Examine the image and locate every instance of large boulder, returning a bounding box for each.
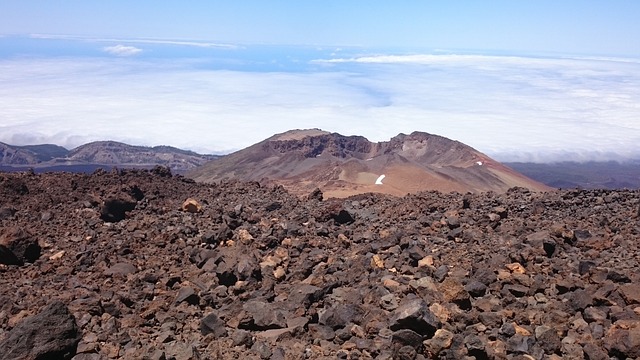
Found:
[0,301,81,360]
[0,227,40,265]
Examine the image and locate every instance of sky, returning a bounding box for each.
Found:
[1,1,640,162]
[2,1,640,56]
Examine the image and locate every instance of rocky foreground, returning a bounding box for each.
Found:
[1,168,639,360]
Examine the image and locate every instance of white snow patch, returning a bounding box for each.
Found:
[476,161,483,166]
[375,174,385,185]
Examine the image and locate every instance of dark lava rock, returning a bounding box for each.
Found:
[507,335,534,354]
[307,188,323,201]
[0,227,40,265]
[241,301,288,330]
[103,262,137,277]
[578,260,596,275]
[536,327,562,355]
[100,196,137,222]
[200,312,227,338]
[503,284,529,297]
[175,287,199,305]
[318,304,364,330]
[396,345,417,360]
[434,265,449,282]
[0,301,81,360]
[390,298,440,337]
[464,280,487,298]
[332,209,355,225]
[0,206,17,220]
[308,324,335,341]
[582,342,609,360]
[392,329,424,349]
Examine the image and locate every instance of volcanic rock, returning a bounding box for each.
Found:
[0,227,40,265]
[0,301,80,360]
[200,312,227,338]
[0,168,638,359]
[390,298,441,337]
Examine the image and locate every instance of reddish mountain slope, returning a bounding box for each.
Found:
[188,129,551,197]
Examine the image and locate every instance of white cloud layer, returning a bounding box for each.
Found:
[102,44,143,56]
[0,53,639,162]
[31,34,240,49]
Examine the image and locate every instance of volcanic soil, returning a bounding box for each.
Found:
[1,168,640,359]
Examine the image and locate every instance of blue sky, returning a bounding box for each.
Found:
[1,1,639,56]
[0,1,639,162]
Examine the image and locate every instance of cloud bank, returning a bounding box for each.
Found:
[102,44,142,56]
[0,51,639,162]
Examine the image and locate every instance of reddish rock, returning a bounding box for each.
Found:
[603,321,640,358]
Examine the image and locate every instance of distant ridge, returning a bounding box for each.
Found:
[0,141,218,174]
[188,129,551,197]
[0,142,69,164]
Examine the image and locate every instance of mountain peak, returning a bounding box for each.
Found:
[188,130,551,198]
[269,128,331,141]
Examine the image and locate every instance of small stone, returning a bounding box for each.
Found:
[273,267,286,281]
[231,329,254,347]
[396,345,417,360]
[418,256,434,268]
[423,329,454,356]
[464,280,487,297]
[383,278,401,290]
[380,293,399,311]
[506,263,526,274]
[236,229,254,244]
[371,254,385,269]
[392,329,423,349]
[513,323,532,336]
[175,287,199,305]
[319,304,363,330]
[439,278,471,310]
[503,284,529,297]
[49,250,65,260]
[506,335,534,354]
[578,260,596,275]
[582,343,608,360]
[499,322,516,337]
[181,198,202,213]
[619,284,640,305]
[464,334,486,357]
[308,324,335,341]
[603,321,640,358]
[200,312,227,337]
[390,298,440,337]
[104,262,137,276]
[251,340,272,359]
[536,327,561,354]
[434,265,449,282]
[583,306,607,323]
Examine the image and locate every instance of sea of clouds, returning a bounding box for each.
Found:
[1,39,639,163]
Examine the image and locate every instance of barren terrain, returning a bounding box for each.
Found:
[1,168,640,359]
